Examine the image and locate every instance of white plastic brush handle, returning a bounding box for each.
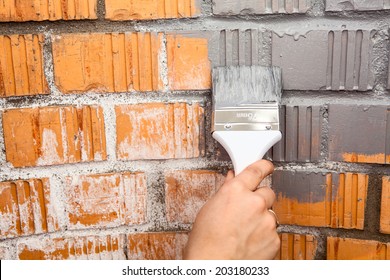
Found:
[212,131,282,175]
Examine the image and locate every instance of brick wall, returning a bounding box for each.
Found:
[0,0,389,260]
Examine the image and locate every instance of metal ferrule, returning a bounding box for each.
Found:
[212,102,280,132]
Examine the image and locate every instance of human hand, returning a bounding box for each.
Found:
[183,160,280,260]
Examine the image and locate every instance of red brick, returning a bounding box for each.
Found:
[52,32,163,93]
[381,176,390,234]
[18,234,126,260]
[327,237,390,260]
[127,232,188,260]
[0,34,48,97]
[0,0,97,22]
[2,105,106,167]
[165,170,225,223]
[116,103,205,160]
[275,233,317,260]
[105,0,199,20]
[65,173,146,229]
[0,178,59,239]
[273,171,368,229]
[167,34,211,90]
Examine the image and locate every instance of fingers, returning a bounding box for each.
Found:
[255,186,276,209]
[225,170,235,182]
[233,160,274,191]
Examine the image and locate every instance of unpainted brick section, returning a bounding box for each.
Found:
[0,178,58,239]
[326,0,390,11]
[18,234,126,260]
[273,171,368,229]
[328,105,390,164]
[0,34,48,97]
[165,170,225,224]
[2,106,107,168]
[127,232,188,260]
[0,0,97,22]
[381,177,390,234]
[275,233,317,260]
[327,237,390,260]
[52,33,164,93]
[167,34,211,90]
[213,0,311,15]
[272,30,375,91]
[271,105,321,162]
[105,0,200,20]
[116,103,205,160]
[65,173,147,229]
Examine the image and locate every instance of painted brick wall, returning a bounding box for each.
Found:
[0,0,389,260]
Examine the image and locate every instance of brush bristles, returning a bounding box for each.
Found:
[212,66,282,108]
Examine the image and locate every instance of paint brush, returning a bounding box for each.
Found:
[212,65,283,175]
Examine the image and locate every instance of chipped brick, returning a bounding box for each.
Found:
[116,103,205,160]
[381,176,390,234]
[65,173,147,229]
[273,171,368,228]
[18,234,126,260]
[0,178,58,239]
[0,0,97,22]
[272,30,375,91]
[105,0,200,20]
[275,233,317,260]
[165,170,225,224]
[127,232,188,260]
[328,104,390,164]
[2,106,106,168]
[326,0,390,11]
[327,237,390,260]
[0,34,48,97]
[52,32,164,93]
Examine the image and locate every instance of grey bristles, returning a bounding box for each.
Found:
[212,66,282,108]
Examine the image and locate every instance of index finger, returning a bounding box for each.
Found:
[233,160,274,191]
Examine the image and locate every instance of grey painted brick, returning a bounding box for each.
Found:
[328,104,390,164]
[270,105,322,162]
[273,170,368,229]
[326,0,390,11]
[272,30,376,91]
[213,0,311,15]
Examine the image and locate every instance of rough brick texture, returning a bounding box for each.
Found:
[273,171,368,229]
[65,172,147,229]
[3,106,106,167]
[18,234,126,260]
[0,0,97,22]
[105,0,200,20]
[116,103,205,160]
[0,34,48,97]
[165,170,225,223]
[0,178,58,239]
[327,237,390,260]
[275,233,317,260]
[326,0,390,11]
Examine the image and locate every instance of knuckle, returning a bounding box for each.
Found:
[245,165,265,180]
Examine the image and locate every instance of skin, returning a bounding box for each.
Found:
[183,159,280,260]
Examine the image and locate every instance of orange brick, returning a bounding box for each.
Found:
[165,170,224,224]
[18,234,126,260]
[105,0,199,20]
[381,176,390,234]
[273,171,368,229]
[0,0,97,22]
[127,232,188,260]
[52,32,163,94]
[65,173,146,229]
[116,103,205,160]
[0,34,48,97]
[2,105,106,167]
[167,34,211,90]
[274,233,317,260]
[0,178,59,239]
[327,237,390,260]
